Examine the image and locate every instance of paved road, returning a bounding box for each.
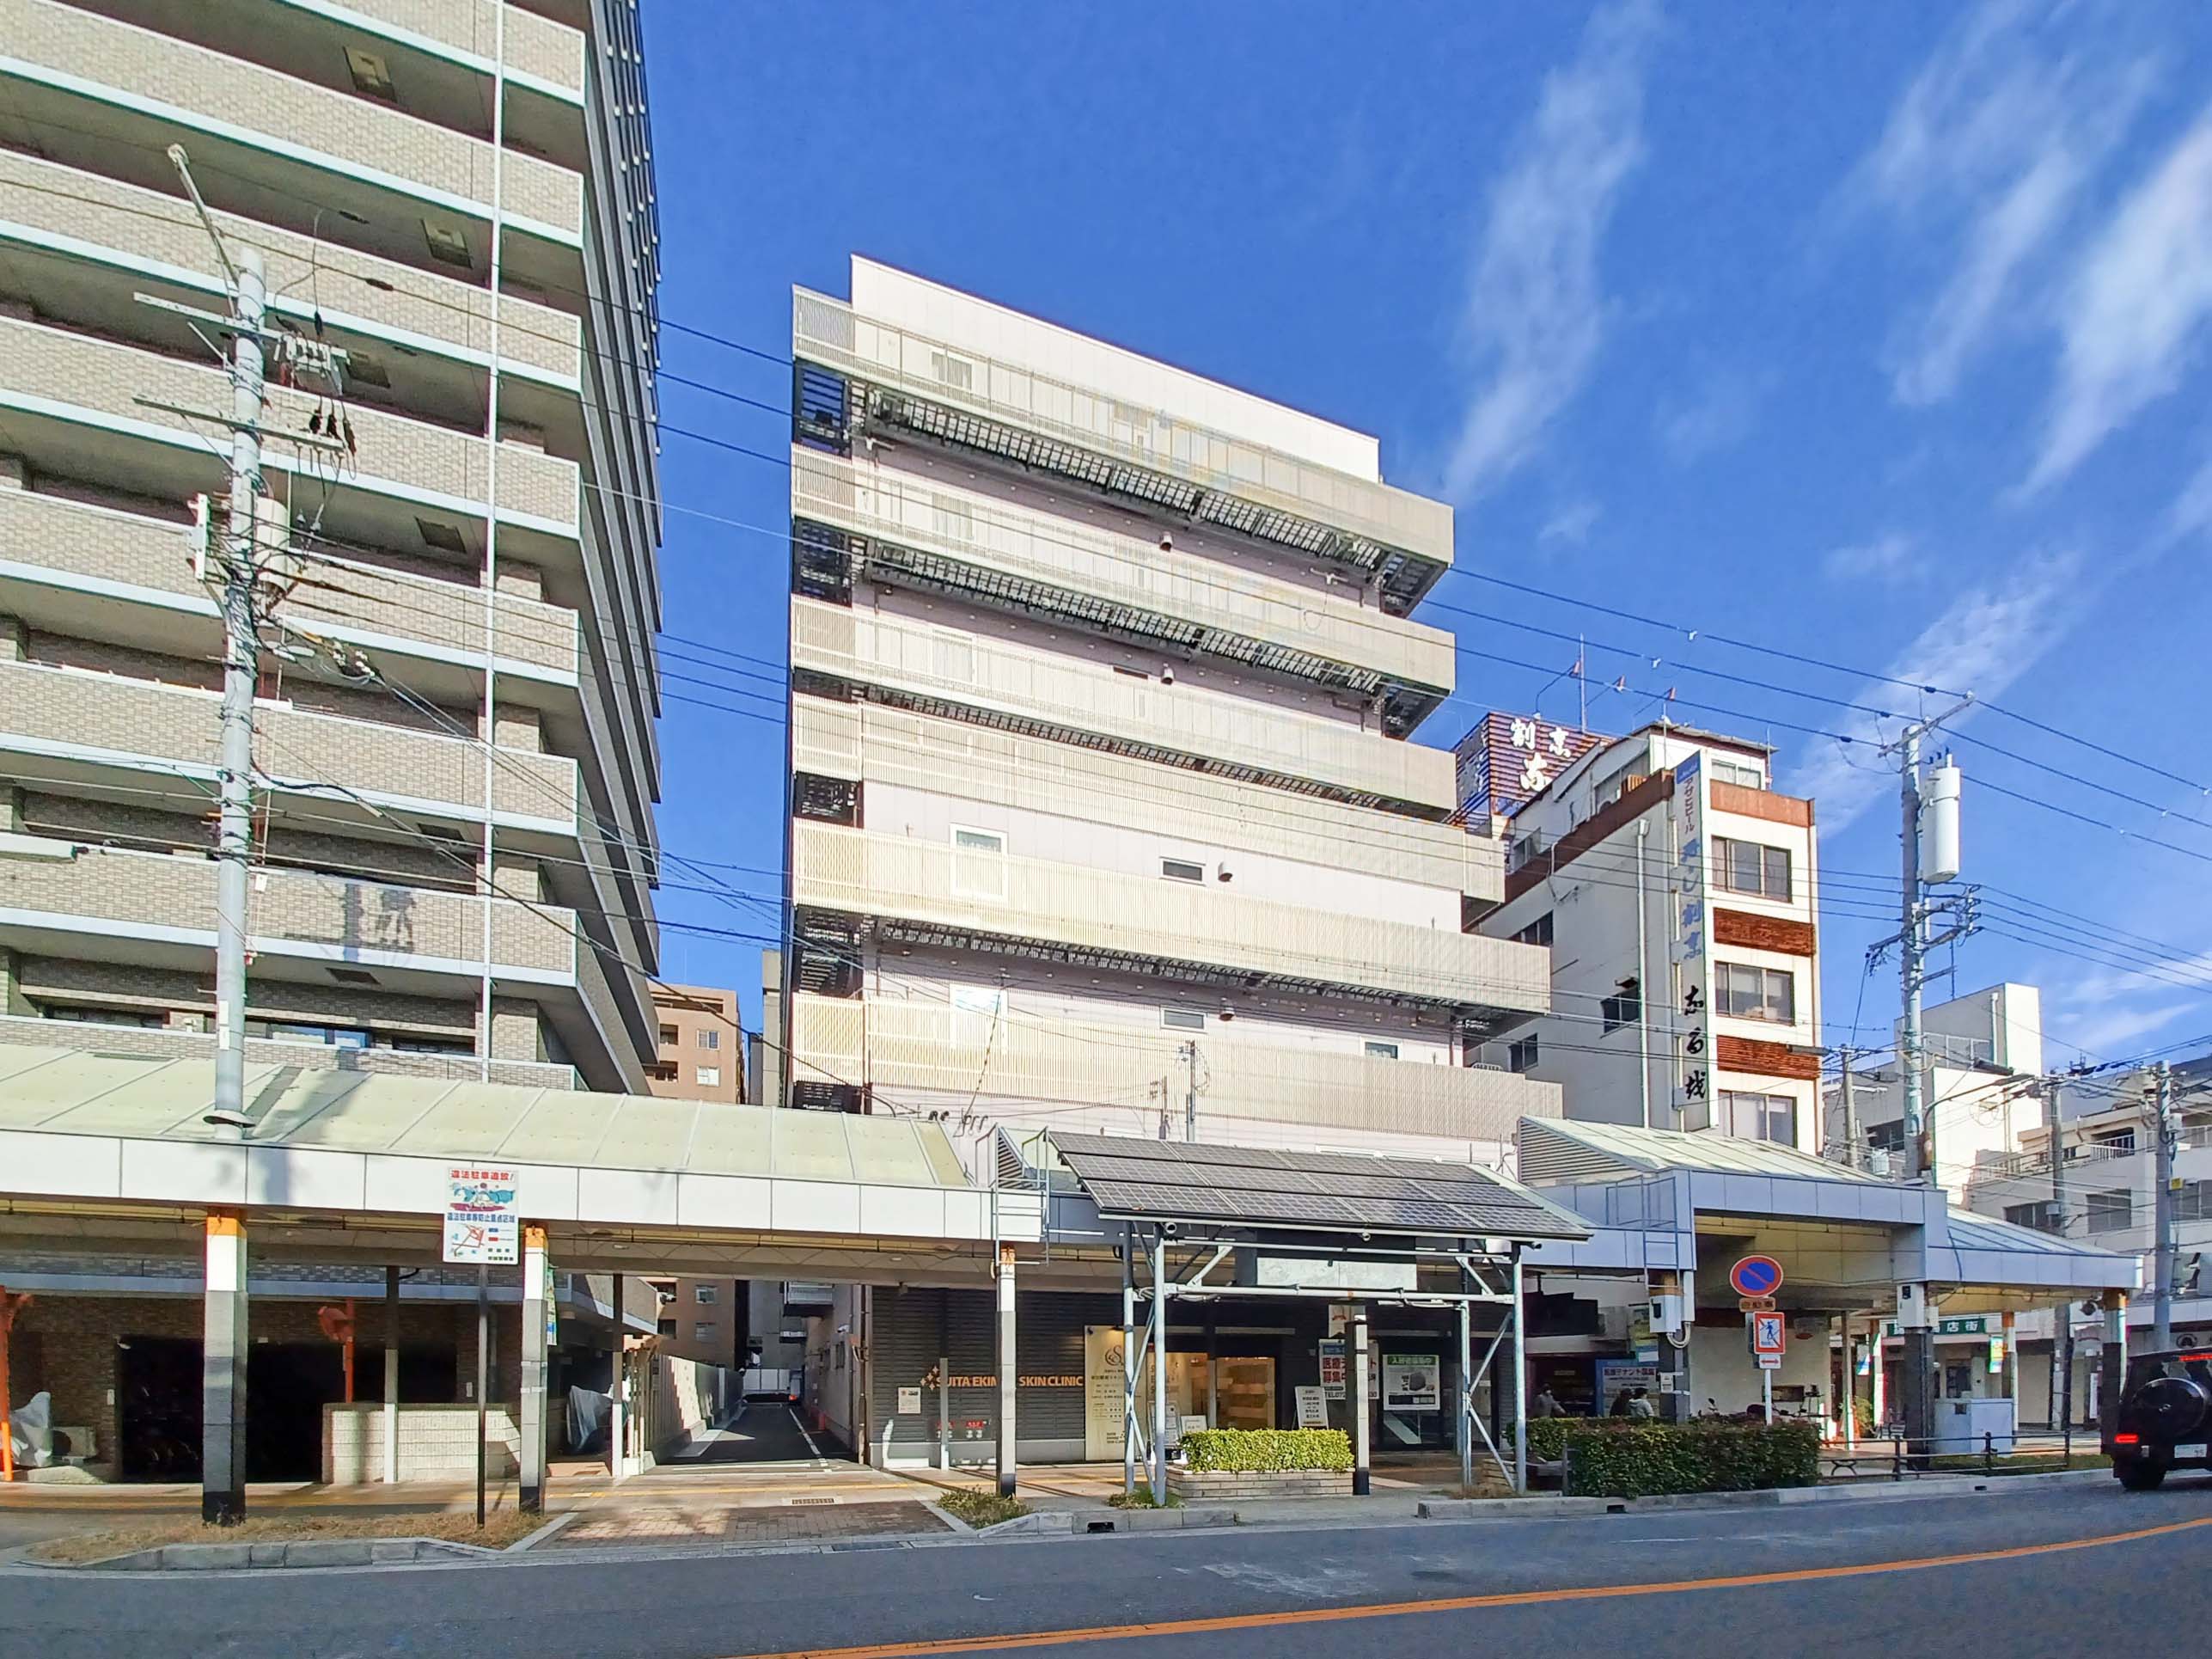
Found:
[3,1481,2208,1658]
[663,1403,822,1466]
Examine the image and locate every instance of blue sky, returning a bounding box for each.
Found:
[641,1,2212,1071]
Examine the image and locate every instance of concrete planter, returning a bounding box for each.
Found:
[1169,1468,1351,1501]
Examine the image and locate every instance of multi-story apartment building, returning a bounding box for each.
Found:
[646,983,743,1103]
[1468,718,1824,1149]
[646,1275,741,1368]
[0,0,663,1089]
[1968,1053,2212,1425]
[776,256,1558,1166]
[1824,983,2045,1192]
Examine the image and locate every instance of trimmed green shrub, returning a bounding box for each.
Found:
[1517,1419,1819,1498]
[1181,1428,1353,1473]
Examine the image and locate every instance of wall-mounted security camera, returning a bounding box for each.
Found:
[1158,532,1175,552]
[1159,664,1176,685]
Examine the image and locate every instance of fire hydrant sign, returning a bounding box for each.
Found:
[443,1166,519,1264]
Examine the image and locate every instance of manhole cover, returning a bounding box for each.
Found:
[790,1497,839,1507]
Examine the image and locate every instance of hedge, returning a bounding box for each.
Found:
[1181,1428,1353,1473]
[1518,1419,1819,1498]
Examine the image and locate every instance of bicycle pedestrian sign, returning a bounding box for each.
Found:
[1728,1255,1784,1298]
[1750,1312,1786,1370]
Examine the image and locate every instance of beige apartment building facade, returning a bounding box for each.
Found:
[646,983,743,1104]
[0,0,663,1088]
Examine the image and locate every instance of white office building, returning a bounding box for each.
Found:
[1467,719,1824,1150]
[775,257,1560,1164]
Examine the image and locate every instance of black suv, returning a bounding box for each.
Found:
[2111,1348,2212,1490]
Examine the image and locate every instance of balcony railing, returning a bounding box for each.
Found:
[3,0,582,236]
[791,597,1457,814]
[791,697,1503,901]
[791,994,1560,1143]
[0,318,578,531]
[0,490,580,680]
[0,843,574,972]
[0,150,581,382]
[791,451,1452,710]
[793,291,1451,609]
[0,657,579,830]
[790,821,1547,1015]
[0,1012,577,1087]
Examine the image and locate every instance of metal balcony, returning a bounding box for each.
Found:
[789,452,1451,733]
[791,291,1451,614]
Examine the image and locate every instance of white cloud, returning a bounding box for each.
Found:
[1539,499,1603,546]
[1785,549,2081,830]
[1848,0,2156,407]
[2172,448,2212,542]
[1653,366,1767,465]
[1823,531,1919,585]
[2027,103,2212,489]
[1441,0,1660,503]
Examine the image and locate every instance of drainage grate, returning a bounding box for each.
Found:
[789,1497,839,1507]
[829,1540,909,1552]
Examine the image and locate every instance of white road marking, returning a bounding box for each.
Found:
[789,1405,827,1468]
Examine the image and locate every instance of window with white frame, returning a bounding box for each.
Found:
[1365,1040,1400,1060]
[1714,837,1792,902]
[1714,961,1795,1023]
[695,1066,720,1087]
[1718,1089,1796,1144]
[694,1284,718,1305]
[950,826,1006,897]
[1710,758,1765,790]
[698,1028,720,1050]
[1592,754,1649,809]
[1160,857,1205,884]
[1161,1006,1205,1032]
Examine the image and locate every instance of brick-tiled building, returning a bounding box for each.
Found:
[0,0,664,1092]
[0,0,669,1484]
[646,984,744,1105]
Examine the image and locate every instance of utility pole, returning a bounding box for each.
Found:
[1837,1047,1861,1170]
[2043,1070,2075,1434]
[2153,1061,2178,1350]
[1872,696,1971,1464]
[1181,1040,1199,1142]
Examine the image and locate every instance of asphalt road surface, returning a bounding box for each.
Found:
[663,1402,822,1465]
[3,1481,2208,1658]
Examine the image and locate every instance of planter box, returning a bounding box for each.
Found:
[1169,1468,1351,1500]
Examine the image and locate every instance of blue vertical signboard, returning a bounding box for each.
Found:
[1670,755,1709,1123]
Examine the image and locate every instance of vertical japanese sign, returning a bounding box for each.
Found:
[1670,754,1710,1121]
[443,1166,519,1265]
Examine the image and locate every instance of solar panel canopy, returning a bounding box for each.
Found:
[1049,1133,1591,1242]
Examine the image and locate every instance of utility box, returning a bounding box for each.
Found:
[1932,1395,2013,1457]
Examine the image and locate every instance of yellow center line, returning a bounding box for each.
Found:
[730,1515,2212,1659]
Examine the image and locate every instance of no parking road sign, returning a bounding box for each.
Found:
[1728,1255,1784,1299]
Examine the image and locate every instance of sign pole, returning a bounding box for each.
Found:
[475,1261,488,1527]
[1763,1362,1773,1425]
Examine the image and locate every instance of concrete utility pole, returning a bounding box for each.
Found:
[1837,1048,1860,1170]
[1181,1040,1199,1142]
[2153,1062,2178,1351]
[2044,1071,2075,1432]
[1875,697,1971,1461]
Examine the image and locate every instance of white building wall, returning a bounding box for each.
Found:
[849,260,1384,481]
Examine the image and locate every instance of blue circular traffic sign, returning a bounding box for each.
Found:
[1729,1255,1784,1297]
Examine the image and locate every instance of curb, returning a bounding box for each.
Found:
[25,1536,501,1572]
[506,1511,580,1552]
[1417,1466,2111,1521]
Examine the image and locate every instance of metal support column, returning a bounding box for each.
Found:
[1150,1230,1169,1505]
[995,1244,1017,1497]
[1511,1252,1528,1495]
[474,1263,489,1527]
[607,1271,627,1479]
[1457,1295,1473,1493]
[519,1225,548,1515]
[200,1211,248,1524]
[382,1265,400,1485]
[1351,1314,1371,1497]
[1121,1234,1137,1495]
[936,1351,951,1472]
